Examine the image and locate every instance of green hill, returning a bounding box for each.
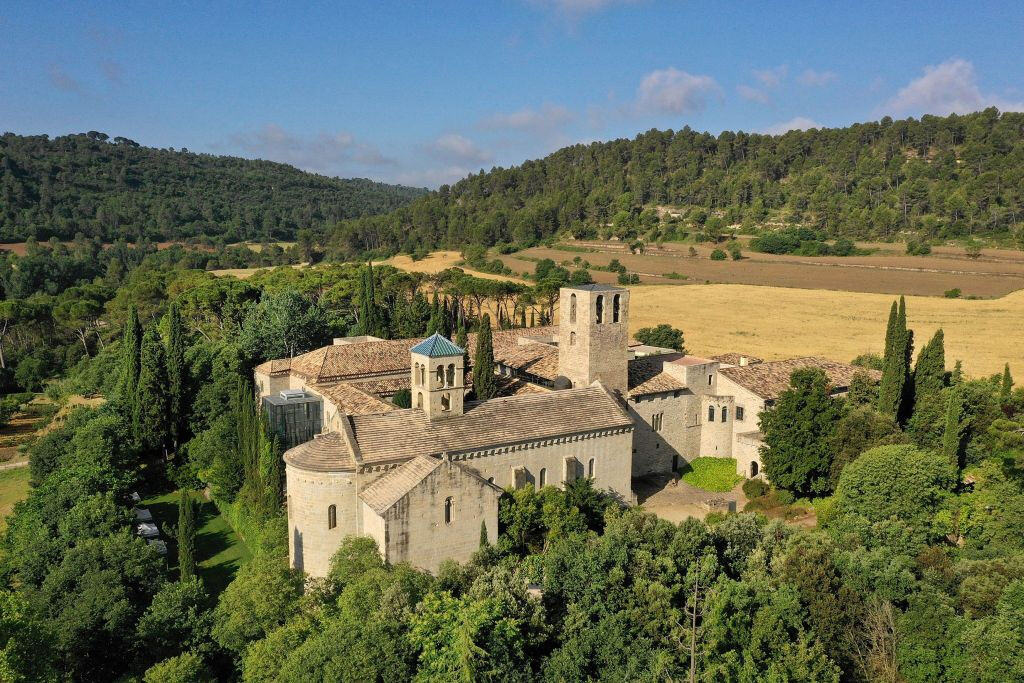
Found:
[327,108,1024,258]
[0,131,427,242]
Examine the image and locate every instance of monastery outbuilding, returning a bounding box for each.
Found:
[255,284,876,576]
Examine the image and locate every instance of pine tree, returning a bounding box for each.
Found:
[1000,364,1013,405]
[164,302,187,449]
[177,488,197,581]
[135,328,171,454]
[118,305,142,413]
[941,388,966,471]
[472,314,498,401]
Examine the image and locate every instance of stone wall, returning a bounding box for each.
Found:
[457,428,635,504]
[370,461,500,573]
[557,286,629,393]
[285,465,360,577]
[699,395,736,458]
[627,392,698,475]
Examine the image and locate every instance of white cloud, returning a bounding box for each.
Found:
[797,69,837,87]
[425,133,491,163]
[228,124,393,174]
[753,65,788,88]
[479,103,575,132]
[883,58,1024,116]
[636,67,720,115]
[761,117,821,135]
[736,84,769,104]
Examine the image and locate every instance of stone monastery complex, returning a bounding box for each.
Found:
[255,284,874,576]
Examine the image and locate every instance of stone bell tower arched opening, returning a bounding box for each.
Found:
[557,285,629,393]
[409,333,466,420]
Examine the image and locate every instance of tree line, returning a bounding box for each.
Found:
[326,108,1024,259]
[0,131,426,242]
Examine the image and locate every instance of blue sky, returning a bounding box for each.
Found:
[2,1,1021,188]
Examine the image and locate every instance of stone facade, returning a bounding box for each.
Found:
[263,283,877,577]
[557,285,629,393]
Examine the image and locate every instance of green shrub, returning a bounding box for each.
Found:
[775,489,795,505]
[944,288,962,298]
[710,249,727,261]
[742,478,769,498]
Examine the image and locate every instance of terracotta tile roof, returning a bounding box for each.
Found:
[359,455,443,515]
[496,376,550,397]
[311,382,396,416]
[269,326,557,384]
[712,353,764,367]
[719,357,882,402]
[494,341,559,381]
[254,358,293,376]
[353,377,410,396]
[283,432,356,472]
[347,384,633,465]
[627,355,686,397]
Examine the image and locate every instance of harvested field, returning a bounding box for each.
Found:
[377,252,530,284]
[629,284,1024,377]
[517,241,1024,297]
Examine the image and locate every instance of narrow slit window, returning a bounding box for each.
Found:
[722,407,728,422]
[327,504,337,530]
[612,294,620,322]
[595,295,603,324]
[444,497,454,524]
[570,293,577,323]
[588,458,595,478]
[539,468,547,487]
[708,406,715,422]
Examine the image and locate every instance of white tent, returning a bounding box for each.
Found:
[135,522,159,538]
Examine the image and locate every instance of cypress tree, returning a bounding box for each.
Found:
[952,360,964,385]
[878,297,911,422]
[1000,364,1013,405]
[479,520,489,548]
[426,291,441,336]
[177,488,197,581]
[118,305,142,413]
[882,301,898,359]
[357,263,382,337]
[472,314,498,401]
[519,309,527,328]
[165,302,187,449]
[941,388,966,471]
[135,329,171,454]
[913,329,946,402]
[530,310,535,327]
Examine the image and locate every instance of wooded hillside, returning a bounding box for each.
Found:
[328,108,1024,258]
[0,132,427,242]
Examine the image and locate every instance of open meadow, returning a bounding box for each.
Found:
[504,240,1024,297]
[630,283,1024,377]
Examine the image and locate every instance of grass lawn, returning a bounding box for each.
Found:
[0,467,31,534]
[142,489,252,595]
[679,457,743,492]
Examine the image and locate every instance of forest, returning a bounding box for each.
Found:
[0,244,1022,681]
[0,131,426,242]
[326,108,1024,258]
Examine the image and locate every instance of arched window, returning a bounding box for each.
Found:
[588,458,595,478]
[436,365,444,385]
[419,365,425,386]
[721,407,728,422]
[441,393,451,411]
[708,406,715,422]
[613,294,620,322]
[570,331,576,346]
[446,363,455,386]
[444,496,454,524]
[327,504,337,530]
[416,392,423,409]
[750,461,759,477]
[539,468,547,487]
[569,293,577,323]
[595,295,604,324]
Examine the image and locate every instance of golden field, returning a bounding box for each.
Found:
[376,251,530,284]
[629,284,1024,377]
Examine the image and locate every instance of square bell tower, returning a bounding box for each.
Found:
[410,333,465,420]
[557,284,629,394]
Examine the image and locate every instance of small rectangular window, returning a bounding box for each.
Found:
[708,406,715,422]
[736,406,745,421]
[708,374,713,386]
[722,407,728,422]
